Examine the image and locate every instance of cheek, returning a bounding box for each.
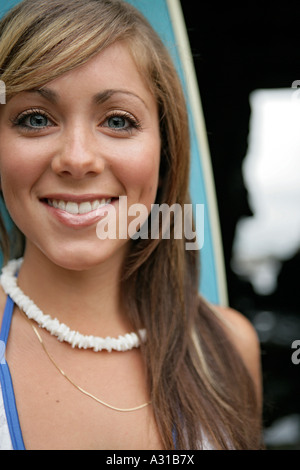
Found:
[114,138,161,203]
[0,137,46,186]
[0,138,45,220]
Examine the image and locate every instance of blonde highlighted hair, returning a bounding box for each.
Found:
[0,0,262,449]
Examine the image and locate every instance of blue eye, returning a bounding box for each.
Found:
[103,112,141,134]
[107,116,128,129]
[12,109,53,131]
[26,114,49,128]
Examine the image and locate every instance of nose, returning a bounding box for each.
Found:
[51,124,105,179]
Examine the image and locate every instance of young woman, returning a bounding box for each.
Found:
[0,0,262,450]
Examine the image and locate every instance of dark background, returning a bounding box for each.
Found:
[180,1,300,449]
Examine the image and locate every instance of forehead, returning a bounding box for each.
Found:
[42,41,155,104]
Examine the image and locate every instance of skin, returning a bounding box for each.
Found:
[0,41,164,450]
[0,40,262,449]
[0,41,161,335]
[214,305,263,410]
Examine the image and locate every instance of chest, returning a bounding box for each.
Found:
[5,315,163,450]
[14,377,161,450]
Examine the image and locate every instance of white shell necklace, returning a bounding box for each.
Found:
[0,258,147,352]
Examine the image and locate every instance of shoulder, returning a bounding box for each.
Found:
[212,305,262,404]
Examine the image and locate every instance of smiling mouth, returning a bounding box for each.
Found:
[44,197,114,215]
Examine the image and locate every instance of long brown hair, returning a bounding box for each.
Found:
[0,0,262,449]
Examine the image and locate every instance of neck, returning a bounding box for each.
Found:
[16,244,131,337]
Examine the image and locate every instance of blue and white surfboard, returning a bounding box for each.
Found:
[0,0,228,306]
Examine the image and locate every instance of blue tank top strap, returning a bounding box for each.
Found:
[0,295,25,450]
[0,295,14,344]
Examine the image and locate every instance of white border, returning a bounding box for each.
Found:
[166,0,228,305]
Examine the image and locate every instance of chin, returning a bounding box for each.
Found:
[40,240,128,272]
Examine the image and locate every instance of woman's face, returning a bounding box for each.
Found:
[0,42,161,270]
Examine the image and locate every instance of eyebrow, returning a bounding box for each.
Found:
[28,87,58,103]
[26,87,149,109]
[93,89,148,109]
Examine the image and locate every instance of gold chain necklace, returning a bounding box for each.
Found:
[25,314,151,413]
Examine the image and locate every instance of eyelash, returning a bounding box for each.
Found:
[103,111,142,133]
[10,108,53,132]
[10,108,142,134]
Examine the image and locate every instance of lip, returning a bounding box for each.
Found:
[41,193,115,203]
[40,195,118,229]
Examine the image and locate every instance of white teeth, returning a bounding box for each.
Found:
[48,198,112,214]
[58,200,66,211]
[65,201,79,214]
[78,202,92,214]
[91,200,100,210]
